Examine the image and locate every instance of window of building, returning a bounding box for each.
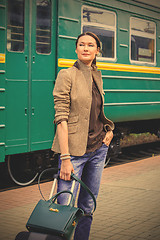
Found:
[36,0,51,54]
[7,0,24,52]
[130,17,156,64]
[82,6,116,60]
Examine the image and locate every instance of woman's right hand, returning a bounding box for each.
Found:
[60,159,74,181]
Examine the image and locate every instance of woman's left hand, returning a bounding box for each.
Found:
[103,130,113,146]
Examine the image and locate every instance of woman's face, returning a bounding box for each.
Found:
[76,35,99,66]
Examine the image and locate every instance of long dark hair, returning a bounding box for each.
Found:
[76,32,101,65]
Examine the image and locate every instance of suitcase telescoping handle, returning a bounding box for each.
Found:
[49,173,76,202]
[49,176,58,200]
[49,177,76,202]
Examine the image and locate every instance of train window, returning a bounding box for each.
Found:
[130,17,156,64]
[7,0,24,52]
[82,6,116,60]
[36,0,51,54]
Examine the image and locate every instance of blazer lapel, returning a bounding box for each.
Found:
[76,60,92,95]
[92,70,103,96]
[75,60,103,97]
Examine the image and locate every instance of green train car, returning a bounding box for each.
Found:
[0,0,160,185]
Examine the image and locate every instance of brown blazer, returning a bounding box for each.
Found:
[51,60,114,156]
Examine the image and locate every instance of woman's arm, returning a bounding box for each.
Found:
[53,69,73,180]
[57,120,74,181]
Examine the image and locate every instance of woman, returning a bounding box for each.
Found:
[52,32,114,240]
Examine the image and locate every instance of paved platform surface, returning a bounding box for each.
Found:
[0,155,160,240]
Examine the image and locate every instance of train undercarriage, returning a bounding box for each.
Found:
[5,119,160,186]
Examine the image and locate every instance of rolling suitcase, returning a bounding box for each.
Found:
[15,231,63,240]
[15,170,96,240]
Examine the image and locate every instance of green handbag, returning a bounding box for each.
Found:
[26,172,96,240]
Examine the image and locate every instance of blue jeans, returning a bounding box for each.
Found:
[57,143,108,240]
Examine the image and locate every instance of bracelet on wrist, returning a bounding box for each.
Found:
[61,156,71,161]
[60,153,70,157]
[60,153,71,161]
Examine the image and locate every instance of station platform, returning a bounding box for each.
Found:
[0,155,160,240]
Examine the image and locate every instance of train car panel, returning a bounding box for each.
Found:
[104,104,160,123]
[0,1,6,163]
[130,0,160,9]
[157,21,160,66]
[57,1,160,125]
[5,0,29,156]
[58,0,80,20]
[31,81,55,151]
[102,75,160,90]
[57,0,81,61]
[5,80,28,155]
[30,0,56,152]
[117,10,130,64]
[103,77,160,123]
[5,0,56,156]
[88,0,160,20]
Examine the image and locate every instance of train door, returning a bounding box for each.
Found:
[6,0,28,155]
[5,0,56,156]
[30,0,56,151]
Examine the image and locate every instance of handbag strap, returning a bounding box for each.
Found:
[38,168,57,201]
[71,172,96,213]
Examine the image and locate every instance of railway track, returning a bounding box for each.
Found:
[0,140,160,192]
[107,140,160,168]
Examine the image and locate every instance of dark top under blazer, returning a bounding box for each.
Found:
[51,59,114,156]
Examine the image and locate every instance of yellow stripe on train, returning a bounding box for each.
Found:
[58,58,160,74]
[0,54,5,63]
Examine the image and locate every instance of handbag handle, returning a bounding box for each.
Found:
[71,172,96,213]
[49,190,75,207]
